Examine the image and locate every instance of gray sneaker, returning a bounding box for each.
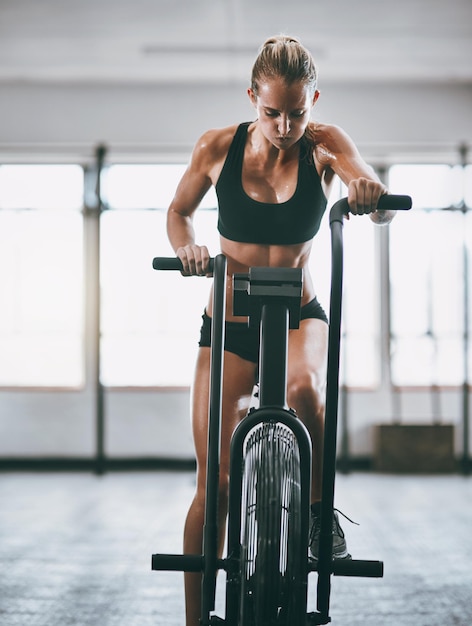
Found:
[309,509,352,561]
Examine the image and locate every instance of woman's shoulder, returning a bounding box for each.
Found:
[307,121,358,164]
[189,123,243,182]
[194,123,242,160]
[307,121,349,146]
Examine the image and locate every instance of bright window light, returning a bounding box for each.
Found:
[389,164,468,386]
[103,164,217,209]
[464,165,472,208]
[100,200,219,386]
[388,164,454,209]
[0,165,83,210]
[0,164,84,387]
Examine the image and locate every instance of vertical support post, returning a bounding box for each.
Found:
[93,144,107,475]
[462,236,470,474]
[459,143,470,475]
[201,254,227,623]
[378,166,395,419]
[317,210,344,620]
[258,303,289,409]
[338,384,350,473]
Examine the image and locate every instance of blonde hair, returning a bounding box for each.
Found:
[250,35,318,96]
[251,35,319,148]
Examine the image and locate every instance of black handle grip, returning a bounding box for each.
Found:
[308,558,384,578]
[152,257,183,270]
[330,194,412,225]
[152,553,204,572]
[152,257,215,272]
[332,558,384,578]
[377,194,412,211]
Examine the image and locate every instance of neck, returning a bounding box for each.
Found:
[249,124,300,164]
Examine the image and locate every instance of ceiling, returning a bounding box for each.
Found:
[0,0,471,85]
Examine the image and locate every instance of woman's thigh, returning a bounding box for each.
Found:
[287,318,329,401]
[191,347,257,486]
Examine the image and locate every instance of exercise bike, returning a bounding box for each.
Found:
[151,194,412,625]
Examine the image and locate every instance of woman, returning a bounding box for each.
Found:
[166,35,392,625]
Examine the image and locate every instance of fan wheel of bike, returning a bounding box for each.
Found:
[239,422,304,626]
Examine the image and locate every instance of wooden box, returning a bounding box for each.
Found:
[373,424,456,473]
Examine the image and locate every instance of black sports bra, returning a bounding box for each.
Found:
[215,122,327,245]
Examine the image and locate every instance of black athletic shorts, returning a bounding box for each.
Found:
[198,297,328,364]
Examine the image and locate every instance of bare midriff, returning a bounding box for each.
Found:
[205,235,315,321]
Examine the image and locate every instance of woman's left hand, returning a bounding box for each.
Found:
[347,177,388,215]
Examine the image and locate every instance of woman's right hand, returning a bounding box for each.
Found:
[176,244,212,276]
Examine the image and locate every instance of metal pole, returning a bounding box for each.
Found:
[259,303,289,408]
[462,238,470,474]
[201,254,227,622]
[317,205,344,620]
[460,143,470,474]
[94,144,107,475]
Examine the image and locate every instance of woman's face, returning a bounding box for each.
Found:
[248,77,319,150]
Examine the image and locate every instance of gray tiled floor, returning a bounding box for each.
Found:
[0,471,471,625]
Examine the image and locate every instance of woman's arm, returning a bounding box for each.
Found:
[314,124,395,224]
[166,131,219,274]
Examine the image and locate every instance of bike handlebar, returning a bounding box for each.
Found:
[329,193,412,225]
[152,256,212,272]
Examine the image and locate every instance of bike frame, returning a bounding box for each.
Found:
[224,267,313,625]
[151,194,412,626]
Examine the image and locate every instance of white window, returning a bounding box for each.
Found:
[0,165,84,387]
[388,164,471,386]
[100,164,219,386]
